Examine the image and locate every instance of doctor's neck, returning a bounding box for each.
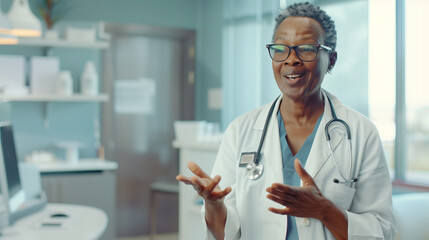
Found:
[280,91,324,126]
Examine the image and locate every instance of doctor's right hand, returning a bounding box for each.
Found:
[176,161,231,206]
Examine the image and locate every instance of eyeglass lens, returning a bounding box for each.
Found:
[269,45,319,62]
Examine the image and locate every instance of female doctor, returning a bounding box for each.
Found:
[177,2,397,240]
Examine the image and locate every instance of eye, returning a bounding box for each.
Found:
[271,45,286,53]
[298,45,317,53]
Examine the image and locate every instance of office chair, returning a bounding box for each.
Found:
[149,180,179,240]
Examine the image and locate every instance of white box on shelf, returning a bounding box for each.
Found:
[44,29,59,41]
[30,56,60,95]
[0,55,25,90]
[66,27,96,43]
[174,121,207,143]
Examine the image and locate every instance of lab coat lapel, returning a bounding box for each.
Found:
[254,96,288,232]
[253,96,284,184]
[304,91,342,179]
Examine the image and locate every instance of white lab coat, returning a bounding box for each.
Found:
[203,90,397,240]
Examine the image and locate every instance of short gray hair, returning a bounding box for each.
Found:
[272,2,337,51]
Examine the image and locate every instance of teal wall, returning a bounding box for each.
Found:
[1,0,214,161]
[3,0,197,29]
[195,0,223,122]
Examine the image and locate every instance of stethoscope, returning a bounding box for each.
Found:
[245,95,358,184]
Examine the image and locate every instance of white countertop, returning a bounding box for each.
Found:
[172,140,220,151]
[34,159,118,173]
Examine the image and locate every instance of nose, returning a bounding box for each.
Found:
[284,48,302,66]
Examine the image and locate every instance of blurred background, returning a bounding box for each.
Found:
[0,0,428,239]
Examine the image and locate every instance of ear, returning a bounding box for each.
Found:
[327,51,337,73]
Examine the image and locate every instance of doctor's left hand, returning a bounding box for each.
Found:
[265,158,329,220]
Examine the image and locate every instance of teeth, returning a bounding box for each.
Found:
[285,74,303,79]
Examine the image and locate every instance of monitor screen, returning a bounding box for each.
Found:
[0,122,25,213]
[1,125,21,198]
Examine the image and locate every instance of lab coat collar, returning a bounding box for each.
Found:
[253,95,282,131]
[253,90,343,180]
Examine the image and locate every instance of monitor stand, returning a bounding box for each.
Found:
[9,192,47,224]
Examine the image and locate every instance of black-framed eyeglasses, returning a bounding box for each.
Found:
[266,44,332,62]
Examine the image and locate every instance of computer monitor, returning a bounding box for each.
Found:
[0,122,26,214]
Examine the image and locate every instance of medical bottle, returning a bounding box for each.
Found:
[80,61,98,96]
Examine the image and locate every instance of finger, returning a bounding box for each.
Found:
[266,188,297,201]
[267,183,293,193]
[202,175,220,197]
[266,193,295,206]
[187,161,210,178]
[266,184,298,198]
[268,207,291,215]
[294,158,315,186]
[176,175,193,185]
[189,175,206,188]
[211,186,232,199]
[176,174,187,181]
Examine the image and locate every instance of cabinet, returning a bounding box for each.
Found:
[173,140,219,240]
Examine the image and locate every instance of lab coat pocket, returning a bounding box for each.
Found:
[323,182,356,210]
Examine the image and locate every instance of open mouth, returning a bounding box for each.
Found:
[285,74,304,80]
[284,73,305,81]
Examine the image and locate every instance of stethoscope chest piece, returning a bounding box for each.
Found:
[246,162,264,180]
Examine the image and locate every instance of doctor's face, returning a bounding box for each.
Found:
[271,17,335,101]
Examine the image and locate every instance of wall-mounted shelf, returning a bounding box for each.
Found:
[17,38,110,49]
[1,94,109,102]
[1,94,110,129]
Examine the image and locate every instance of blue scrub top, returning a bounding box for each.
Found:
[277,110,323,240]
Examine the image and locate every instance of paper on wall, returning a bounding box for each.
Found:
[114,79,156,114]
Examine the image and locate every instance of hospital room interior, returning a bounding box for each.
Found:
[0,0,427,239]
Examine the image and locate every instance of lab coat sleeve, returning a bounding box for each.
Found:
[202,120,241,240]
[346,128,397,240]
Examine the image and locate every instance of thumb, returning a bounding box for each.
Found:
[294,158,315,186]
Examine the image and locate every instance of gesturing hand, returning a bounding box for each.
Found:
[176,161,231,206]
[266,158,328,220]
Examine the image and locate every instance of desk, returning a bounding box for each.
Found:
[36,159,117,240]
[0,203,107,240]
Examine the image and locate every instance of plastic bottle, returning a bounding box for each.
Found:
[56,71,73,96]
[80,61,98,96]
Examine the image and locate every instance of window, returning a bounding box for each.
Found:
[404,0,429,183]
[369,0,429,185]
[368,0,396,177]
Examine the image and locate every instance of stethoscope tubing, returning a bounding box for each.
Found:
[254,96,279,165]
[324,96,356,183]
[247,94,357,183]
